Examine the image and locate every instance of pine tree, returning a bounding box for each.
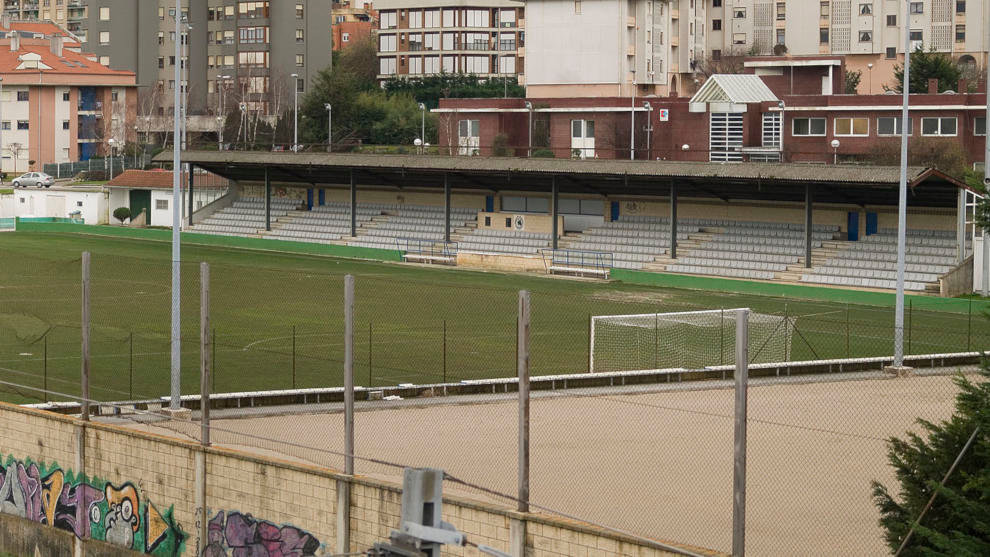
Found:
[889,47,963,94]
[871,364,990,555]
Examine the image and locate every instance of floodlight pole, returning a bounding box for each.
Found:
[629,81,635,160]
[893,13,911,368]
[170,0,183,409]
[732,308,750,557]
[982,20,990,297]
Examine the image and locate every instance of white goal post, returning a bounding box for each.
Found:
[589,308,793,373]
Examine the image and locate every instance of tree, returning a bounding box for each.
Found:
[694,47,746,79]
[866,137,968,179]
[889,47,962,94]
[963,169,990,232]
[112,207,131,224]
[7,143,23,174]
[844,70,862,94]
[871,364,990,555]
[382,73,525,110]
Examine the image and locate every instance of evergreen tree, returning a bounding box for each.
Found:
[889,47,963,94]
[872,364,990,555]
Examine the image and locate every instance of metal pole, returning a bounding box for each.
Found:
[442,320,447,383]
[444,173,451,243]
[200,262,210,446]
[805,184,813,268]
[908,299,912,355]
[212,327,216,392]
[349,170,357,237]
[188,164,195,227]
[517,290,530,513]
[327,104,332,152]
[984,17,990,296]
[0,77,4,178]
[81,252,90,421]
[264,167,271,231]
[732,308,750,557]
[893,18,911,368]
[629,86,635,160]
[169,0,183,410]
[670,183,678,259]
[368,322,372,387]
[292,325,296,389]
[344,275,355,475]
[129,332,133,399]
[551,176,559,250]
[527,107,532,158]
[846,304,851,358]
[43,334,48,403]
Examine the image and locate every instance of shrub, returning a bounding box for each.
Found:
[112,207,131,224]
[531,148,555,159]
[492,133,510,157]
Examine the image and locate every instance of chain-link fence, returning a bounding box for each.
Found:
[42,153,154,179]
[0,238,985,555]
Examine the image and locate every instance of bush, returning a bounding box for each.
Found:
[492,133,510,157]
[112,207,131,224]
[531,148,555,159]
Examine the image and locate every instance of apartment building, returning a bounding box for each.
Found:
[77,0,332,131]
[374,0,525,83]
[0,22,137,172]
[3,0,69,26]
[707,0,990,93]
[333,0,376,51]
[524,0,705,98]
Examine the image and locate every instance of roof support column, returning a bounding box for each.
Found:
[805,183,813,268]
[444,173,451,244]
[264,167,271,232]
[187,165,195,227]
[349,170,357,238]
[551,176,559,250]
[957,188,966,265]
[670,182,678,259]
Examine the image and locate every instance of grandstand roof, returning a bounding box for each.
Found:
[158,151,970,208]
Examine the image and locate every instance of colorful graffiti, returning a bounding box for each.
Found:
[202,510,321,557]
[0,454,185,555]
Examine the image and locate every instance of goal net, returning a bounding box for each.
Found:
[0,218,14,232]
[590,309,793,373]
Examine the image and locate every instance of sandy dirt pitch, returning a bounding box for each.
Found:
[145,374,963,556]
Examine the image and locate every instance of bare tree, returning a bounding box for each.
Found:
[694,46,747,78]
[268,67,292,147]
[7,143,23,174]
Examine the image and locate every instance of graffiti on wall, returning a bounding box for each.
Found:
[0,454,186,555]
[202,510,321,557]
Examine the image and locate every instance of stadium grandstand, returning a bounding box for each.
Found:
[168,151,979,295]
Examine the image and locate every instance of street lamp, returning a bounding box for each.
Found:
[867,63,874,94]
[830,139,840,164]
[325,103,332,152]
[643,101,653,160]
[630,79,636,160]
[418,103,426,154]
[133,125,139,168]
[291,73,299,152]
[524,101,533,157]
[216,74,230,150]
[778,100,786,162]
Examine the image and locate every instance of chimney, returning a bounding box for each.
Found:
[50,33,63,57]
[927,78,938,94]
[10,33,18,52]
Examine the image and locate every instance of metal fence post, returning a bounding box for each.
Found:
[967,298,972,351]
[337,274,355,554]
[654,312,659,369]
[212,328,217,392]
[846,304,851,358]
[81,252,90,421]
[291,325,296,389]
[732,308,750,557]
[129,332,133,399]
[517,290,530,514]
[368,322,372,388]
[907,300,913,355]
[442,319,447,383]
[43,334,48,403]
[200,262,211,447]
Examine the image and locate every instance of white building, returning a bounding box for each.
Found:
[3,186,109,224]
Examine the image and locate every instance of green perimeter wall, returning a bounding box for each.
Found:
[12,222,989,313]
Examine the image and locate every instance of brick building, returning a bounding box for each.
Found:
[436,59,987,166]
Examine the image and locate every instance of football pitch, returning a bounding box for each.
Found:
[0,229,987,405]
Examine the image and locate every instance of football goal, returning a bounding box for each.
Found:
[0,218,14,232]
[589,309,793,373]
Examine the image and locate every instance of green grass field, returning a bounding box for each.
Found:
[0,228,987,405]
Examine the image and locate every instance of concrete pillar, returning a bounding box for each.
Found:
[444,173,451,243]
[264,167,271,232]
[551,177,559,250]
[349,170,357,237]
[187,165,195,227]
[957,188,967,264]
[670,183,678,259]
[805,184,813,268]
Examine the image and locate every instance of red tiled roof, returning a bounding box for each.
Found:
[0,40,134,77]
[107,170,229,189]
[5,21,81,46]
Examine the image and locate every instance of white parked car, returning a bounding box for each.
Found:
[12,172,54,188]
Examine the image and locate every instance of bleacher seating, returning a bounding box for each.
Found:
[191,197,301,237]
[800,228,966,291]
[564,216,696,269]
[347,205,477,250]
[265,203,380,244]
[457,229,552,255]
[663,219,840,279]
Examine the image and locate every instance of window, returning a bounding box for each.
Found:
[886,47,896,59]
[238,1,269,18]
[909,2,923,14]
[379,57,396,75]
[156,199,168,211]
[776,2,785,19]
[99,56,110,66]
[342,32,350,43]
[223,55,234,67]
[458,120,481,155]
[711,49,721,60]
[62,120,70,130]
[424,9,440,27]
[16,91,28,102]
[835,117,869,136]
[465,9,489,27]
[792,118,826,136]
[295,2,303,18]
[296,78,305,93]
[408,10,422,28]
[62,91,69,101]
[159,6,164,19]
[921,117,957,136]
[820,2,829,17]
[17,121,29,130]
[877,117,912,136]
[498,56,515,74]
[859,3,871,15]
[713,0,721,6]
[956,1,965,13]
[955,25,965,42]
[295,29,304,42]
[0,122,8,130]
[239,26,268,44]
[424,33,440,50]
[169,56,176,66]
[158,31,164,45]
[99,31,109,45]
[99,6,109,20]
[409,57,422,74]
[295,54,304,67]
[442,9,454,27]
[111,91,118,102]
[574,0,582,14]
[859,31,872,42]
[733,32,746,45]
[819,28,829,44]
[975,117,986,136]
[734,7,746,18]
[380,34,396,52]
[712,19,721,31]
[424,56,440,74]
[886,14,896,26]
[464,55,489,73]
[238,51,268,67]
[776,29,785,45]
